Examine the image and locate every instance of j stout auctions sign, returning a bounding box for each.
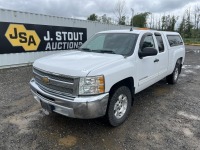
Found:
[0,22,87,54]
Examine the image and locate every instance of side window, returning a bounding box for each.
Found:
[167,35,183,47]
[155,34,165,53]
[141,35,155,50]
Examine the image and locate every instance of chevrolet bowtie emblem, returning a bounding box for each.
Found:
[42,76,50,84]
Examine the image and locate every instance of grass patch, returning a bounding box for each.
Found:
[183,38,200,45]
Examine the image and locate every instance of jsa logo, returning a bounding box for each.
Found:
[5,24,41,51]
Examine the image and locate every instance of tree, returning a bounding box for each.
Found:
[178,16,186,37]
[150,14,155,29]
[160,14,178,31]
[101,14,112,24]
[131,12,150,28]
[87,14,98,21]
[193,5,200,38]
[114,0,127,25]
[119,16,126,25]
[161,15,166,30]
[158,18,161,30]
[170,15,178,31]
[194,5,200,30]
[184,9,193,38]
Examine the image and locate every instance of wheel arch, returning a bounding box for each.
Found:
[108,77,135,106]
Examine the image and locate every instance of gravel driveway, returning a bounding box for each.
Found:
[0,46,200,150]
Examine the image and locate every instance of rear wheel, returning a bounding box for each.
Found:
[166,61,181,84]
[107,86,132,127]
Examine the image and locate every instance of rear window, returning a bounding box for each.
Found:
[167,35,183,47]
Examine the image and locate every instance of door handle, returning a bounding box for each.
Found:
[154,59,159,63]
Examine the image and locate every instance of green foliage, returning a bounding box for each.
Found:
[101,14,112,24]
[87,14,98,21]
[170,15,177,31]
[87,14,112,24]
[178,16,185,34]
[178,9,194,38]
[183,38,200,45]
[184,10,193,38]
[119,16,126,25]
[87,6,199,41]
[131,12,150,28]
[161,15,178,31]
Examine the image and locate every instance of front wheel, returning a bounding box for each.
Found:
[107,86,132,127]
[166,62,180,84]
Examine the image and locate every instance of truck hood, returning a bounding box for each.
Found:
[33,50,124,76]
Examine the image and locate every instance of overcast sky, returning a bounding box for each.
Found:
[0,0,199,21]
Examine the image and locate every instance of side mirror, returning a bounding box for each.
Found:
[138,47,158,58]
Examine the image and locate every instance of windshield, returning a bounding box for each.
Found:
[79,33,138,56]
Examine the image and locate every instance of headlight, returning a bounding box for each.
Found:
[79,75,105,95]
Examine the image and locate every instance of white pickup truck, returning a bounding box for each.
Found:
[30,29,185,126]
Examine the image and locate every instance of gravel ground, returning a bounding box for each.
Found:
[0,46,200,150]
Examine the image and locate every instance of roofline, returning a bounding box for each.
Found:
[0,8,130,27]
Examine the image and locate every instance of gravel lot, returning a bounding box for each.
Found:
[0,46,200,150]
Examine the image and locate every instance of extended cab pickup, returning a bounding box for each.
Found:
[30,29,185,126]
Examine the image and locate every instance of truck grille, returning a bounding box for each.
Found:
[33,67,78,99]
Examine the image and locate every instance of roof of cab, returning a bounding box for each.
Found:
[98,29,180,35]
[98,29,143,34]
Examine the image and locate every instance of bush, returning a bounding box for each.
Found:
[183,38,200,45]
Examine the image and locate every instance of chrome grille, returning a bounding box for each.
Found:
[33,67,78,99]
[33,68,74,83]
[36,82,75,100]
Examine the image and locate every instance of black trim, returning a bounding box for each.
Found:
[154,32,161,36]
[139,32,153,50]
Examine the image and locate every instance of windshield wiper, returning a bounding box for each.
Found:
[78,48,92,52]
[78,48,125,56]
[96,49,127,57]
[95,49,116,54]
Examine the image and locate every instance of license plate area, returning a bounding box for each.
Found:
[40,101,54,115]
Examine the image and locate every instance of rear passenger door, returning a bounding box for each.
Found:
[154,32,168,78]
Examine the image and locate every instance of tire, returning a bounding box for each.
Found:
[107,86,132,127]
[166,61,180,84]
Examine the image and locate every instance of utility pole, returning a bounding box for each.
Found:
[131,8,134,27]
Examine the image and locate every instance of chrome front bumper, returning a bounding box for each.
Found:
[30,78,109,119]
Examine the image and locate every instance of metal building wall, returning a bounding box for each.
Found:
[0,9,131,69]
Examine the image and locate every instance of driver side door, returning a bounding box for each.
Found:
[136,32,159,92]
